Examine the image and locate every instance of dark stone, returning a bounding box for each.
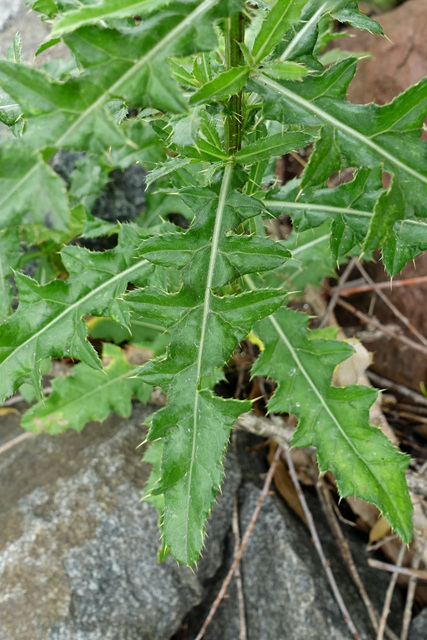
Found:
[0,403,241,640]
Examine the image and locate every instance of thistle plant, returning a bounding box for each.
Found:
[0,0,425,565]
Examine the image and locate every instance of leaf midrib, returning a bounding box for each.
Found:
[26,365,141,428]
[184,162,233,559]
[0,258,148,377]
[267,312,404,521]
[263,198,427,230]
[257,74,427,186]
[0,0,218,213]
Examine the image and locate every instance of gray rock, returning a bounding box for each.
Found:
[188,484,361,640]
[409,608,427,640]
[187,481,405,640]
[0,403,240,640]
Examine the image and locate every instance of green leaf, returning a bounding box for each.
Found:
[262,60,308,81]
[251,65,427,221]
[0,226,153,404]
[235,130,314,165]
[189,66,250,105]
[7,33,22,63]
[264,169,427,275]
[0,228,20,322]
[51,0,172,36]
[0,143,70,231]
[21,344,151,434]
[251,305,413,543]
[363,177,405,252]
[251,0,306,64]
[124,166,287,564]
[278,0,382,63]
[0,1,230,224]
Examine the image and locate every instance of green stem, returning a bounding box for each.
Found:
[224,12,244,155]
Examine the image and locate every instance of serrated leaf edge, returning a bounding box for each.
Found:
[256,73,427,187]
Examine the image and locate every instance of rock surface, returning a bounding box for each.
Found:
[0,403,240,640]
[1,405,406,640]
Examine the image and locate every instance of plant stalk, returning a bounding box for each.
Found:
[224,12,244,155]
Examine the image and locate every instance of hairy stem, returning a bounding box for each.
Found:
[224,12,244,155]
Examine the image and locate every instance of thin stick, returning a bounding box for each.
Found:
[355,262,427,347]
[400,552,420,640]
[316,478,399,640]
[330,275,427,297]
[335,297,427,358]
[232,492,247,640]
[283,449,360,639]
[194,446,282,640]
[367,535,398,552]
[377,544,406,640]
[319,257,357,329]
[368,559,427,581]
[366,372,427,409]
[0,431,35,456]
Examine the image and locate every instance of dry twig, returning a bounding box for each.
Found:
[366,372,427,409]
[0,431,35,456]
[316,477,399,640]
[368,559,427,581]
[330,275,427,297]
[232,491,247,640]
[400,552,421,640]
[335,297,427,358]
[354,262,427,347]
[319,257,357,329]
[194,446,282,640]
[377,544,406,640]
[283,449,361,639]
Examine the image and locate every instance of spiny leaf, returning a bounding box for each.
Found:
[235,130,314,165]
[251,305,413,543]
[0,1,232,227]
[278,0,382,63]
[251,65,427,221]
[189,66,250,105]
[264,168,427,275]
[51,0,172,36]
[21,344,151,434]
[251,0,306,65]
[0,226,153,404]
[125,166,288,563]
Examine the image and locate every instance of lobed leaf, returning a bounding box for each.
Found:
[125,166,288,563]
[264,168,427,275]
[0,0,235,230]
[251,305,413,543]
[250,65,427,226]
[0,226,153,404]
[21,344,151,434]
